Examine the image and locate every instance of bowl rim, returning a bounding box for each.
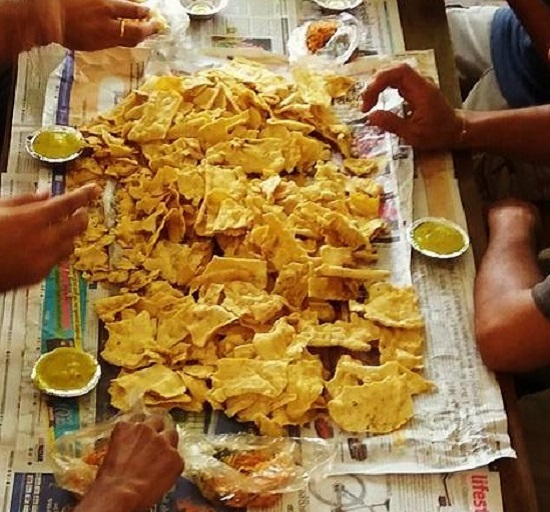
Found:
[180,0,229,17]
[31,347,101,398]
[406,216,470,259]
[312,0,363,11]
[25,125,84,164]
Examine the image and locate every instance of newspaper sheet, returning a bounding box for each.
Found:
[0,1,512,511]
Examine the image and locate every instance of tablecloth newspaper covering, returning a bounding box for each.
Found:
[0,0,514,510]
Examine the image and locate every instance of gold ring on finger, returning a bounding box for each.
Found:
[120,19,126,39]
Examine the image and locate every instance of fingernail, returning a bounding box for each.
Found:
[139,5,151,18]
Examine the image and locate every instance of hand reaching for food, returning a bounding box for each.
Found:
[0,183,100,292]
[74,416,184,512]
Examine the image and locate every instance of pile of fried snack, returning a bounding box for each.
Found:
[68,58,433,436]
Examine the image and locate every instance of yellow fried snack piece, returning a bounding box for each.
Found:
[109,364,188,411]
[209,359,288,404]
[128,90,182,143]
[191,256,268,290]
[328,379,413,434]
[360,283,424,329]
[343,157,378,176]
[326,357,433,433]
[252,318,304,360]
[221,282,287,327]
[102,311,162,370]
[95,293,140,322]
[296,316,379,352]
[285,358,325,421]
[378,326,425,370]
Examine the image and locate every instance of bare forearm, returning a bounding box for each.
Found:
[460,106,550,162]
[507,0,550,62]
[0,0,59,61]
[476,232,540,302]
[474,209,550,372]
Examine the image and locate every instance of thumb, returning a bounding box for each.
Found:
[0,190,50,208]
[368,110,409,139]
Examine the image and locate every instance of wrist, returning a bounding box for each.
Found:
[26,0,63,47]
[75,476,140,512]
[452,109,469,149]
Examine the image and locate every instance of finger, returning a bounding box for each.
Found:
[39,183,100,224]
[119,20,159,47]
[362,64,422,112]
[128,412,147,423]
[160,426,179,448]
[362,81,387,113]
[108,0,150,20]
[368,110,410,139]
[144,415,165,433]
[32,237,76,281]
[56,207,90,239]
[51,237,77,266]
[39,208,88,269]
[109,421,128,443]
[0,190,49,207]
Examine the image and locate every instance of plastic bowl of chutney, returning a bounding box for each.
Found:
[25,125,84,164]
[407,217,470,259]
[31,347,101,398]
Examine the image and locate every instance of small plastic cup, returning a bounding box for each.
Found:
[407,216,470,259]
[31,347,101,398]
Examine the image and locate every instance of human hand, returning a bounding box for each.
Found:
[34,0,161,51]
[486,198,541,245]
[362,63,464,151]
[0,183,100,292]
[75,416,184,512]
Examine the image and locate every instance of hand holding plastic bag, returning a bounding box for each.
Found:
[51,410,183,509]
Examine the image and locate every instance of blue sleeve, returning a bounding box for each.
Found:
[490,7,550,107]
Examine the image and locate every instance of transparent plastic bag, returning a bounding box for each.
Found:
[180,431,336,509]
[139,0,190,46]
[137,0,191,64]
[50,410,173,497]
[287,13,360,65]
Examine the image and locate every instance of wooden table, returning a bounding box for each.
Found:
[397,2,538,511]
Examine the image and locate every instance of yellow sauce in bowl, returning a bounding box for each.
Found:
[412,220,465,255]
[408,217,469,259]
[29,126,84,161]
[32,347,100,396]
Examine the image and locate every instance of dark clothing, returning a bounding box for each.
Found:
[533,277,550,319]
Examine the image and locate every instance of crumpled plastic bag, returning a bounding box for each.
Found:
[50,409,174,497]
[287,13,361,65]
[180,430,336,509]
[137,0,190,61]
